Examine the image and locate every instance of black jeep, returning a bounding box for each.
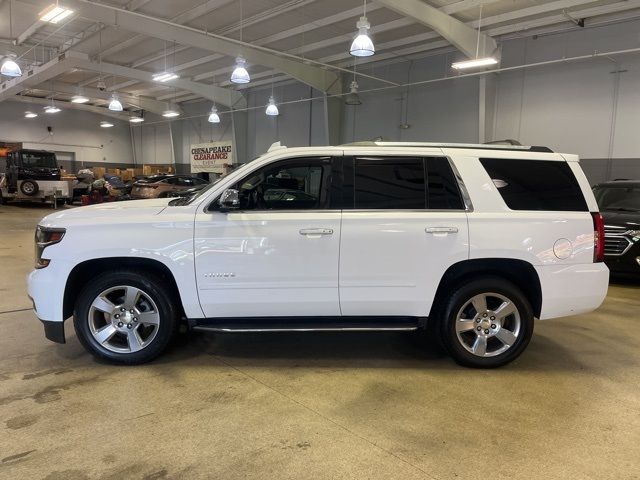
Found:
[5,149,61,196]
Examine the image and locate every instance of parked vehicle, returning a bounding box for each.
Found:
[131,174,209,199]
[28,141,609,367]
[592,180,640,276]
[166,183,208,199]
[0,149,71,204]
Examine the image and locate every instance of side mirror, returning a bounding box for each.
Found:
[219,188,240,211]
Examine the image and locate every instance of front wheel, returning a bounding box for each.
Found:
[73,271,180,364]
[439,277,534,368]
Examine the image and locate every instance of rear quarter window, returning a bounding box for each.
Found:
[480,158,588,212]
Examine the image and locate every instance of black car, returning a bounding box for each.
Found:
[5,149,60,196]
[592,180,640,275]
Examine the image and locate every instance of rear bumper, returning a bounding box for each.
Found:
[536,263,609,319]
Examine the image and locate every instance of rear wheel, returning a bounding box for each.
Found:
[438,277,534,368]
[73,271,179,364]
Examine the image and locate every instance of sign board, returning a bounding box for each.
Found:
[190,141,233,174]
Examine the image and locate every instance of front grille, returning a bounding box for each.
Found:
[604,236,631,256]
[604,225,627,236]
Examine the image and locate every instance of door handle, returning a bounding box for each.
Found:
[299,228,334,236]
[425,226,458,234]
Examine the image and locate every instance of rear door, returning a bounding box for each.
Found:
[339,154,470,317]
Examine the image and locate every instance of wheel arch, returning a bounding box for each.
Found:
[431,258,542,318]
[63,257,185,320]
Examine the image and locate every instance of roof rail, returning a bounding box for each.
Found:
[340,141,553,153]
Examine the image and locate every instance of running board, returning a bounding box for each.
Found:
[192,316,423,333]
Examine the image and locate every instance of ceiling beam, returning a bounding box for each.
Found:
[376,0,498,59]
[75,59,247,108]
[63,0,341,93]
[37,82,175,115]
[9,95,130,121]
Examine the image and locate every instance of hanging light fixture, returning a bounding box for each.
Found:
[265,96,279,116]
[24,111,38,118]
[100,120,114,128]
[208,106,220,123]
[44,99,61,114]
[108,94,123,111]
[451,4,497,70]
[71,88,89,103]
[129,111,145,123]
[230,1,250,84]
[345,81,362,106]
[350,1,374,57]
[163,103,180,118]
[39,3,74,23]
[153,41,180,82]
[2,2,22,77]
[231,57,250,84]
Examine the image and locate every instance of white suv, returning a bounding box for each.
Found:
[27,142,609,368]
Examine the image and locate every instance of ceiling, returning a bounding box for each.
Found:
[1,0,638,115]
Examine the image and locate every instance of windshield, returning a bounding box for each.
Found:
[21,151,57,169]
[168,163,252,206]
[593,185,640,212]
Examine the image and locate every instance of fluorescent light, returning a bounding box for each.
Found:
[265,96,279,116]
[71,94,89,103]
[44,105,61,114]
[100,121,114,128]
[230,57,250,84]
[39,4,74,23]
[152,72,179,82]
[1,58,22,77]
[208,106,220,123]
[108,95,123,112]
[129,116,144,123]
[163,109,180,118]
[350,16,374,57]
[25,111,38,118]
[451,57,498,70]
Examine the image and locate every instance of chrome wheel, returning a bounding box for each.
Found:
[88,285,160,354]
[455,292,521,358]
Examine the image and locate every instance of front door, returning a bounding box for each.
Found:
[339,155,470,317]
[194,156,341,318]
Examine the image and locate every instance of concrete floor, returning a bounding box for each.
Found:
[0,204,639,480]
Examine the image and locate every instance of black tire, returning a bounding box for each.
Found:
[73,270,180,364]
[437,276,534,368]
[20,180,39,196]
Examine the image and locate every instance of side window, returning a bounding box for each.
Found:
[235,157,331,210]
[354,157,426,209]
[426,157,464,209]
[480,158,588,211]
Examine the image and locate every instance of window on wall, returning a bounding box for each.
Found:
[235,157,331,210]
[480,158,588,211]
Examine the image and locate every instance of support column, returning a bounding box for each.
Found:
[232,109,249,164]
[478,74,497,143]
[324,94,344,146]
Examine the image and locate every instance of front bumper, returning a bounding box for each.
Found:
[42,319,66,343]
[27,259,74,323]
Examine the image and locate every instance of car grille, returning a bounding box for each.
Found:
[604,225,633,256]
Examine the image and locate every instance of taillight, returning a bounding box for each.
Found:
[592,212,605,263]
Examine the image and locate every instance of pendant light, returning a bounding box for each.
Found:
[208,106,220,123]
[451,5,497,70]
[265,96,279,116]
[44,97,61,113]
[130,110,144,123]
[350,0,374,57]
[230,0,250,84]
[25,111,38,118]
[71,87,89,103]
[1,2,22,77]
[108,94,123,111]
[345,81,362,106]
[100,120,114,128]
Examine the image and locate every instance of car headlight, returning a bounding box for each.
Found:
[35,226,66,269]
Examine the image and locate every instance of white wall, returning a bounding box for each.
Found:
[0,100,133,167]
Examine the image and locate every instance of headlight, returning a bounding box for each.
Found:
[35,226,66,269]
